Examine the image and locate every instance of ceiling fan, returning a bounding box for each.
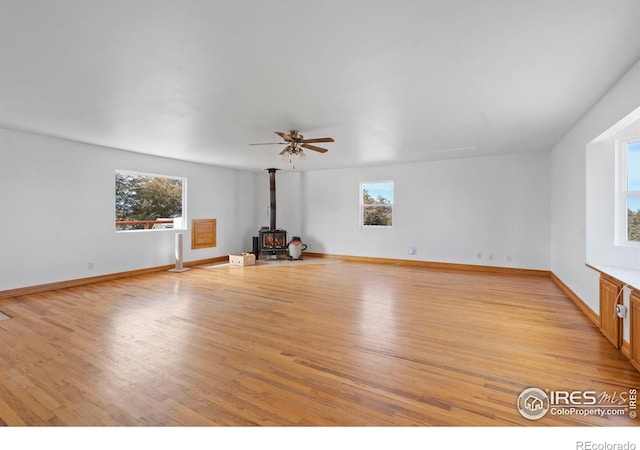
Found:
[250,130,334,168]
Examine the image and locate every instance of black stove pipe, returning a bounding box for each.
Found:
[267,168,278,230]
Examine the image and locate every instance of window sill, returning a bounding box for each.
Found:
[116,228,186,233]
[586,262,640,290]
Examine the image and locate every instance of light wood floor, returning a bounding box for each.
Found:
[0,260,639,426]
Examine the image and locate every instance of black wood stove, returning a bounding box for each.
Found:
[258,168,287,259]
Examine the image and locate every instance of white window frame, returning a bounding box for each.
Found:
[359,180,394,228]
[115,169,187,232]
[615,137,640,247]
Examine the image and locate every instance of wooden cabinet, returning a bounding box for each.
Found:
[599,275,622,349]
[630,290,640,372]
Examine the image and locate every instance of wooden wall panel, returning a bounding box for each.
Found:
[191,219,216,249]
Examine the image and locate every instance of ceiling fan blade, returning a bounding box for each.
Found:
[275,131,292,141]
[249,142,288,146]
[300,137,334,144]
[301,143,328,153]
[279,146,290,155]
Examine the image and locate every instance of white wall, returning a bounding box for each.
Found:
[302,152,551,270]
[551,57,640,313]
[5,56,638,298]
[0,128,260,291]
[586,111,640,268]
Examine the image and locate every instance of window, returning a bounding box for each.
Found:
[617,138,640,244]
[360,181,393,227]
[115,170,186,231]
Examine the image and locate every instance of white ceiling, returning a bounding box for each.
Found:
[1,0,640,172]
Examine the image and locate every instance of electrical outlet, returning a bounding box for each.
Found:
[476,252,482,259]
[506,255,512,262]
[87,262,94,270]
[408,245,417,255]
[488,254,493,260]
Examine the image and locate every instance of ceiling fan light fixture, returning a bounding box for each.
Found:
[250,130,333,169]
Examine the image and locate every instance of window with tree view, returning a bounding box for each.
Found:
[625,139,640,242]
[115,170,186,231]
[360,181,393,227]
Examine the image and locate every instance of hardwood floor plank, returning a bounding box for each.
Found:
[1,260,639,426]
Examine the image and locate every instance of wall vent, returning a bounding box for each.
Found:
[431,146,478,159]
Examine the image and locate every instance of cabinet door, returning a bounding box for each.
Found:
[599,276,621,349]
[630,290,640,372]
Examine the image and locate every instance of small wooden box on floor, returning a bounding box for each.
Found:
[229,253,256,267]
